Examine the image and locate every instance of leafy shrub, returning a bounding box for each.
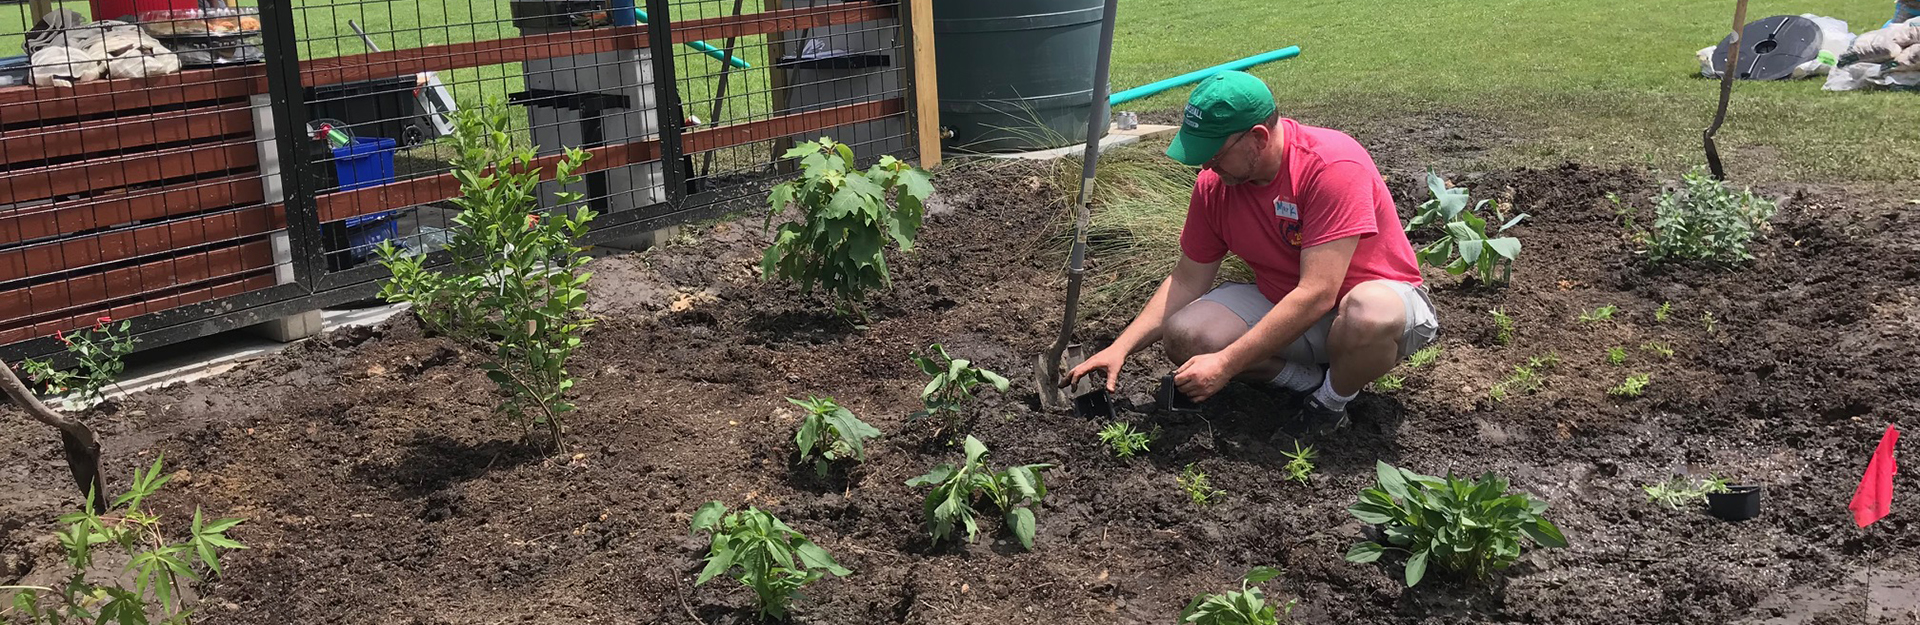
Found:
[1179,566,1295,625]
[905,435,1050,550]
[790,396,882,478]
[909,343,1009,428]
[21,316,137,412]
[1097,422,1153,458]
[1179,464,1225,506]
[1407,172,1526,285]
[1280,442,1317,485]
[690,502,850,620]
[1646,168,1775,266]
[761,138,933,318]
[7,456,246,624]
[1347,461,1567,586]
[376,103,596,451]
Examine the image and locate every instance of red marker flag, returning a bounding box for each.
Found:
[1850,424,1900,528]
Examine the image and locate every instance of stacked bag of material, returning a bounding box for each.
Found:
[1694,14,1852,80]
[1826,16,1920,90]
[23,9,180,87]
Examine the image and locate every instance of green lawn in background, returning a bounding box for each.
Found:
[1109,0,1918,183]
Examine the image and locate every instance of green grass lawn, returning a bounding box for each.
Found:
[1110,0,1918,183]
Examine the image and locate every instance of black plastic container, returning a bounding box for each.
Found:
[1707,485,1762,521]
[305,76,432,147]
[1158,374,1201,413]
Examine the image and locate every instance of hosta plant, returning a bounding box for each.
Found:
[905,435,1050,550]
[761,137,933,318]
[1407,172,1526,285]
[20,316,138,412]
[6,456,246,625]
[690,502,850,621]
[1179,566,1295,625]
[1346,461,1567,587]
[375,102,595,451]
[790,396,882,478]
[909,343,1010,429]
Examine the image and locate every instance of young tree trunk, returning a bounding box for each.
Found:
[1,360,106,511]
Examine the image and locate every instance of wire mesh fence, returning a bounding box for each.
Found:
[0,0,922,362]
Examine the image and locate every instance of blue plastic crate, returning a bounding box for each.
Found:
[332,136,397,228]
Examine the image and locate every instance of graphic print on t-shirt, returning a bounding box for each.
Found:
[1274,199,1303,248]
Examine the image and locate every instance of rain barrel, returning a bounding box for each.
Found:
[933,0,1107,153]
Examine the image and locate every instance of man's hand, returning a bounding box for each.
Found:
[1063,346,1126,393]
[1173,351,1241,403]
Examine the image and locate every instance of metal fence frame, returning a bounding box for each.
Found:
[0,0,939,366]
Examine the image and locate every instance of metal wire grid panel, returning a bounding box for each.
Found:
[0,0,924,362]
[0,0,297,362]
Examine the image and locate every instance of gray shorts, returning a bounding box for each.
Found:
[1195,281,1440,365]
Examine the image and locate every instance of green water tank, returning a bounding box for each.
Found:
[933,0,1107,153]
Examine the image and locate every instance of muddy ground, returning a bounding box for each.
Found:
[4,133,1919,624]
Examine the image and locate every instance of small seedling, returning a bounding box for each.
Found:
[1373,375,1406,392]
[691,502,851,620]
[1490,353,1559,401]
[1608,373,1651,398]
[1179,464,1225,506]
[1578,305,1619,323]
[1490,309,1515,346]
[1606,347,1627,366]
[790,396,882,478]
[1643,474,1731,509]
[6,456,247,625]
[1641,341,1674,359]
[1280,442,1317,485]
[1654,301,1672,323]
[1406,345,1443,369]
[1097,422,1154,459]
[1179,566,1295,625]
[1700,312,1718,334]
[1347,461,1568,587]
[906,436,1050,550]
[910,343,1010,430]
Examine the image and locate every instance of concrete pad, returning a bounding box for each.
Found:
[104,304,409,401]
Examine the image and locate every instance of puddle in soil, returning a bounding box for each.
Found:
[1738,568,1920,624]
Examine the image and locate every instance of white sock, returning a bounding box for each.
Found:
[1313,373,1359,411]
[1269,362,1324,392]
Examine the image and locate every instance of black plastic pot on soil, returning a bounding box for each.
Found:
[1707,485,1763,521]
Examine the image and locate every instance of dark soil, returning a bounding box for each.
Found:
[5,153,1919,625]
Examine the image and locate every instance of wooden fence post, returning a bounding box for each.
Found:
[907,0,940,168]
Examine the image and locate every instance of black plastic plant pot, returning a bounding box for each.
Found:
[1706,485,1763,521]
[1072,388,1116,421]
[1158,374,1201,413]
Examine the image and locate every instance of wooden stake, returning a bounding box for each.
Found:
[907,0,941,168]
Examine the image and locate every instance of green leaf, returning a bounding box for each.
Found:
[691,501,727,533]
[979,368,1010,392]
[792,539,851,576]
[695,542,736,585]
[1349,502,1397,525]
[962,436,989,464]
[1523,518,1569,548]
[906,465,956,487]
[1405,549,1429,586]
[1006,507,1037,551]
[1499,213,1529,232]
[1375,461,1411,501]
[1485,237,1522,260]
[1345,541,1385,563]
[795,416,821,458]
[1243,565,1281,585]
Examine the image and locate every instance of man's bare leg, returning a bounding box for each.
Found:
[1322,281,1412,397]
[1163,300,1315,387]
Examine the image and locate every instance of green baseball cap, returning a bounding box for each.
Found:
[1165,71,1277,167]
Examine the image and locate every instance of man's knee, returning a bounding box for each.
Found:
[1164,304,1242,363]
[1333,282,1408,343]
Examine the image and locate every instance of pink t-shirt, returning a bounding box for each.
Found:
[1179,118,1422,303]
